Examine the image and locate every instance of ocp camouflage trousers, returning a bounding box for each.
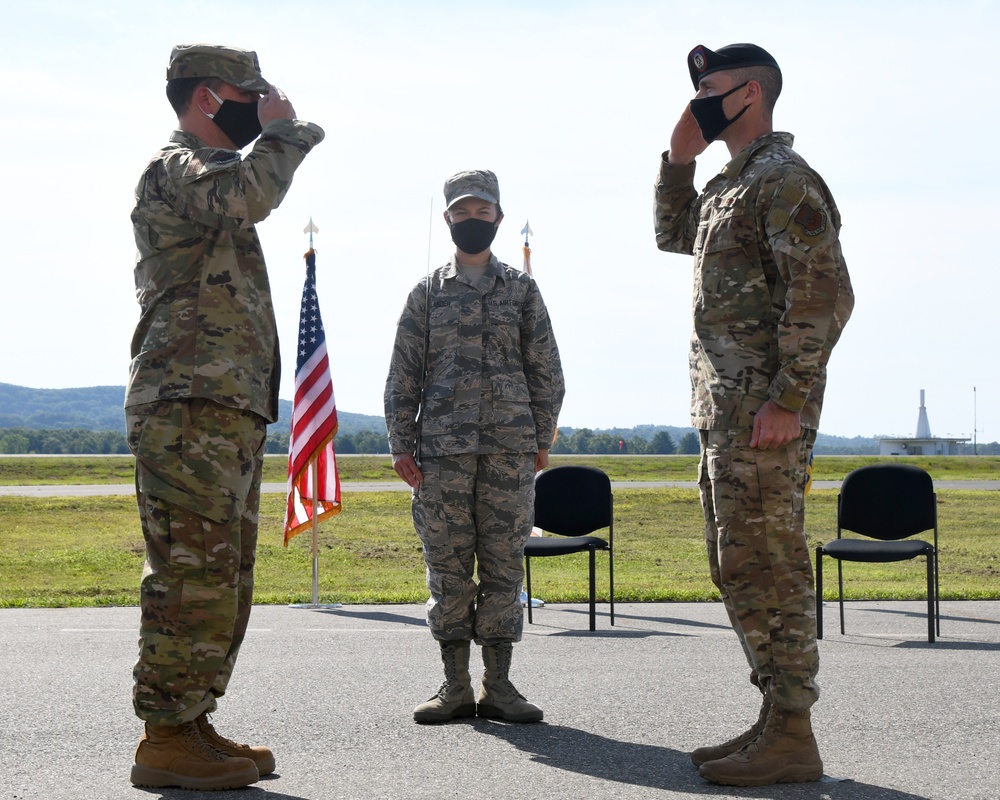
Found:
[412,453,535,646]
[699,428,820,711]
[126,398,266,726]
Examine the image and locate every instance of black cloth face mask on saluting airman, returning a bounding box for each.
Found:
[688,81,749,144]
[205,87,263,149]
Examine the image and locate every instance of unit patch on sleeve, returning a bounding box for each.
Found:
[793,204,827,237]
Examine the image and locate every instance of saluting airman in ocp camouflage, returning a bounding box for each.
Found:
[125,43,324,792]
[385,169,564,725]
[654,43,854,787]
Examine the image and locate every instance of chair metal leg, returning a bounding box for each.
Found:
[934,549,941,637]
[926,552,935,643]
[525,556,533,625]
[837,560,846,635]
[815,548,824,640]
[588,548,596,632]
[609,548,615,626]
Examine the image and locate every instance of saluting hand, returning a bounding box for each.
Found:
[258,85,297,127]
[668,104,709,165]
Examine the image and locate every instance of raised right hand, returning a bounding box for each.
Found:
[258,85,297,126]
[668,104,709,165]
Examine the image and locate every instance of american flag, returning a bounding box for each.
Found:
[283,248,341,545]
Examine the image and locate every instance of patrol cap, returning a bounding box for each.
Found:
[443,169,500,210]
[166,44,270,92]
[687,43,780,89]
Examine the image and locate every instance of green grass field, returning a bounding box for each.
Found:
[2,454,998,486]
[1,454,998,607]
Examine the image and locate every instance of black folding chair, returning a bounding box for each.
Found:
[816,463,939,642]
[525,465,614,631]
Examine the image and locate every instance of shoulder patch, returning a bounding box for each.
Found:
[207,150,241,164]
[179,148,240,179]
[793,204,827,237]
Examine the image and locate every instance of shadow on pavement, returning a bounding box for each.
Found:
[895,640,1000,651]
[545,628,694,639]
[833,605,1000,628]
[871,606,1000,627]
[304,606,427,627]
[473,721,931,799]
[552,607,733,631]
[136,780,313,800]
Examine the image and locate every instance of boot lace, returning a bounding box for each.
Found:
[719,697,771,748]
[201,715,250,751]
[180,721,230,762]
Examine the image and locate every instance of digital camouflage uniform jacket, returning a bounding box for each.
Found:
[384,256,565,458]
[654,132,854,431]
[127,119,325,422]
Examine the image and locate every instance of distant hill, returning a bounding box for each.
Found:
[0,383,385,436]
[0,384,128,432]
[557,425,880,455]
[0,382,901,454]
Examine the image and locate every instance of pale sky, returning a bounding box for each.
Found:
[2,0,997,440]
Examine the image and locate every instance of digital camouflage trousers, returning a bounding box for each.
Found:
[412,453,536,646]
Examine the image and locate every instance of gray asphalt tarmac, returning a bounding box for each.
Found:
[2,600,998,800]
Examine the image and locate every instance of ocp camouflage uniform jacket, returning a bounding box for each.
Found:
[126,119,325,422]
[384,256,565,458]
[654,132,854,431]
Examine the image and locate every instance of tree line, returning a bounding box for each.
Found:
[0,428,131,455]
[550,428,698,454]
[2,426,996,456]
[0,426,699,455]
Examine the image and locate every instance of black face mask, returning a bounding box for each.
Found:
[207,89,262,149]
[688,81,749,143]
[449,218,498,255]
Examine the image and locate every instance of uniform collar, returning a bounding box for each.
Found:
[169,129,211,149]
[721,131,794,179]
[441,254,505,285]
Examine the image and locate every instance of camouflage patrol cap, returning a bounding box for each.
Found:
[443,169,500,210]
[687,43,780,89]
[166,44,270,92]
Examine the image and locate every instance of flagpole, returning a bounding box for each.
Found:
[287,217,342,611]
[307,216,320,607]
[518,219,544,611]
[312,462,320,606]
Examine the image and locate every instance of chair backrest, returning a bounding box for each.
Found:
[533,465,612,537]
[838,464,936,541]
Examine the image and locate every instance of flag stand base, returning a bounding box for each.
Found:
[289,602,343,609]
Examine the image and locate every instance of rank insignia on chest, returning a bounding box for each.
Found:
[793,204,827,237]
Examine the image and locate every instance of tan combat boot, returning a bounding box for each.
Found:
[413,640,476,723]
[699,707,823,786]
[130,720,259,790]
[196,712,276,776]
[691,693,772,766]
[477,643,543,723]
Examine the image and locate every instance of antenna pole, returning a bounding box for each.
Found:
[974,386,978,456]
